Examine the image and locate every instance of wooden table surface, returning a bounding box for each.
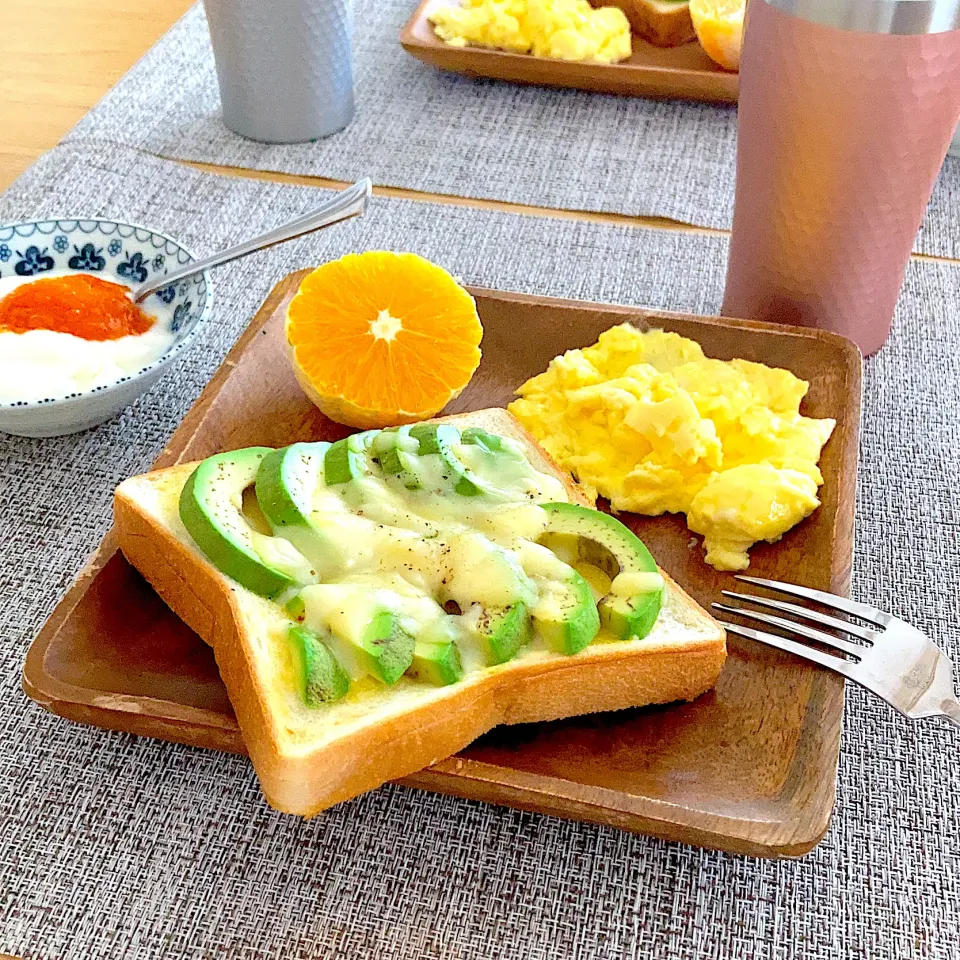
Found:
[0,0,194,190]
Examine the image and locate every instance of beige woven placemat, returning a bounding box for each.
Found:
[0,142,958,960]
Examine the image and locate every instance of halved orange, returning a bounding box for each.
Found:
[286,252,483,428]
[690,0,745,72]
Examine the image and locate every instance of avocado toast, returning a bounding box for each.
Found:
[114,408,725,816]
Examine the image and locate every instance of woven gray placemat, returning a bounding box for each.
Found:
[65,2,960,260]
[1,142,958,960]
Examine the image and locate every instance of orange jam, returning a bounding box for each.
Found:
[0,274,154,341]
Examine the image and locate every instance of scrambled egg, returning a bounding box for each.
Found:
[508,325,836,571]
[428,0,632,64]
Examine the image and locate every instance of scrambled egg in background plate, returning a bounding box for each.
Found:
[508,325,836,571]
[428,0,632,64]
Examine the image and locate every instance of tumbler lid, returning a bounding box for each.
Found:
[762,0,960,33]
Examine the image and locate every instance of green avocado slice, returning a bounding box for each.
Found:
[539,502,664,642]
[472,602,532,665]
[442,533,536,665]
[288,623,350,705]
[256,442,330,528]
[371,426,424,490]
[454,428,527,497]
[178,448,299,599]
[324,431,377,485]
[357,610,417,685]
[460,427,523,460]
[408,617,463,685]
[408,423,480,495]
[408,424,523,498]
[532,569,601,655]
[255,442,342,578]
[460,426,505,452]
[408,422,456,456]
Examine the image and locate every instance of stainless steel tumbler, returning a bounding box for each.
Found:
[722,0,960,356]
[203,0,355,144]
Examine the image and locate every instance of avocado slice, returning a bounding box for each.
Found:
[288,623,350,705]
[461,427,522,460]
[441,533,536,665]
[356,610,417,685]
[285,592,306,622]
[408,422,511,497]
[517,540,600,655]
[470,602,531,665]
[539,502,664,641]
[443,533,536,609]
[408,423,481,496]
[460,426,504,452]
[179,448,299,598]
[408,424,525,498]
[371,426,424,490]
[454,428,528,497]
[408,422,456,456]
[256,441,330,528]
[324,430,376,485]
[532,569,601,655]
[296,584,416,685]
[408,616,463,685]
[255,442,342,578]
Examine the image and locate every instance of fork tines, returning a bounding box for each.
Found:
[711,576,887,675]
[733,576,889,627]
[711,577,960,728]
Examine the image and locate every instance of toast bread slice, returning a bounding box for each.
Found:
[114,408,726,816]
[600,0,696,47]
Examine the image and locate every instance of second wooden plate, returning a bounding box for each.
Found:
[401,0,739,103]
[24,278,860,857]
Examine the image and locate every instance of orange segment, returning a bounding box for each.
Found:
[690,0,745,72]
[286,252,483,428]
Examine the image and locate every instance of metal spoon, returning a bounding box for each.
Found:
[131,177,372,303]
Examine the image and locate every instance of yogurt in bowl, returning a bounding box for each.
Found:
[0,271,177,402]
[0,219,212,437]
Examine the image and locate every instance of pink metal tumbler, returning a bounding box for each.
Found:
[722,0,960,355]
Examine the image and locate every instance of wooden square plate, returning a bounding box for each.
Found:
[24,276,861,857]
[401,0,738,103]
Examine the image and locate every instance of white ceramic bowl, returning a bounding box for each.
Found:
[0,218,213,437]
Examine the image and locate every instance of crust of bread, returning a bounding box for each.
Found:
[114,408,725,816]
[600,0,696,47]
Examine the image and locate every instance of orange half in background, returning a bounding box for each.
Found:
[286,251,483,429]
[690,0,745,72]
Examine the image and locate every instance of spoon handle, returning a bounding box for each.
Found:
[132,178,372,302]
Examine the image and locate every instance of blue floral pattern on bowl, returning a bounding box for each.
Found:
[68,243,106,272]
[15,245,55,276]
[116,251,150,284]
[0,217,213,437]
[171,300,193,333]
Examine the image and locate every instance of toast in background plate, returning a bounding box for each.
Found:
[113,408,725,816]
[600,0,696,46]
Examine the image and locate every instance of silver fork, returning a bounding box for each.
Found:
[712,576,960,729]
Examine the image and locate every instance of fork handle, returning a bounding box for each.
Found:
[940,698,960,729]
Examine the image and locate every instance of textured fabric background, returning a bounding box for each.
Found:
[65,2,960,260]
[1,142,958,959]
